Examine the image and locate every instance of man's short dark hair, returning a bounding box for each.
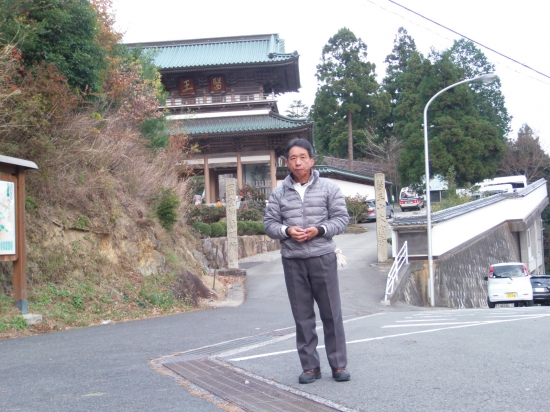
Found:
[285,139,314,159]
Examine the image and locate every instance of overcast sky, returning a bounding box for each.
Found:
[112,0,550,150]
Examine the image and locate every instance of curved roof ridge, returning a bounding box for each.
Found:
[173,111,312,136]
[269,112,311,123]
[126,33,282,49]
[142,34,297,70]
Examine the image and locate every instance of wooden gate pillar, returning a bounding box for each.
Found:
[204,156,211,204]
[237,153,243,190]
[269,150,276,191]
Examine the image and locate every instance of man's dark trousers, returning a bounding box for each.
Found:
[282,252,347,370]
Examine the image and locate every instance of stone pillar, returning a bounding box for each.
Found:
[270,150,276,191]
[204,156,211,204]
[237,153,243,190]
[225,178,238,268]
[375,173,388,263]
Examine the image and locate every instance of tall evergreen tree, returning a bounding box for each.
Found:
[382,29,508,187]
[378,27,427,188]
[398,57,505,186]
[311,28,384,169]
[444,39,511,139]
[382,27,423,138]
[284,100,309,118]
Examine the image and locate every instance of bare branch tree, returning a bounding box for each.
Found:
[355,126,403,188]
[498,124,550,183]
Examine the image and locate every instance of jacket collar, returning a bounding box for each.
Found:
[283,169,319,188]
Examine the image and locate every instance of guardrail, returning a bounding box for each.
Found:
[384,241,408,302]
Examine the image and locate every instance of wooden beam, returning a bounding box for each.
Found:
[213,172,220,201]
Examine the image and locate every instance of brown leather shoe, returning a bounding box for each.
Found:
[299,367,321,384]
[331,367,350,382]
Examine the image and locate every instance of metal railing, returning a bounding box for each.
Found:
[384,241,408,302]
[164,92,275,108]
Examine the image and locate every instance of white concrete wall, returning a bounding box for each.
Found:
[326,178,377,199]
[275,177,379,199]
[431,183,548,259]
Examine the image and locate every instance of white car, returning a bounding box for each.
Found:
[484,262,533,308]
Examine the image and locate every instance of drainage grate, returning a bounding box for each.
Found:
[164,358,344,412]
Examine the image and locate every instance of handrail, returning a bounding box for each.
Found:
[384,241,408,302]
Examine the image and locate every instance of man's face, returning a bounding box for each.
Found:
[287,146,314,183]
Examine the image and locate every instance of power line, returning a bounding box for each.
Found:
[364,0,550,87]
[387,0,550,80]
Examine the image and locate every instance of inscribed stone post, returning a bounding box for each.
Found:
[225,178,238,268]
[375,173,388,263]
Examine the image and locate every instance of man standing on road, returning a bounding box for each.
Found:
[264,138,350,384]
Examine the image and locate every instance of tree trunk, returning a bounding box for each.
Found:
[348,110,353,171]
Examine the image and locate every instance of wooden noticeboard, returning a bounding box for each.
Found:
[0,175,17,261]
[0,155,38,313]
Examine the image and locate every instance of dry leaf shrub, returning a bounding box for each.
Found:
[28,111,192,231]
[171,269,213,306]
[0,43,192,229]
[0,21,210,336]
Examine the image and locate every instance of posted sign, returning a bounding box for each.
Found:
[0,180,15,255]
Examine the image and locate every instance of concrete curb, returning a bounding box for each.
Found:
[23,313,42,325]
[206,281,245,308]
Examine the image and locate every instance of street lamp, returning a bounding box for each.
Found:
[423,72,498,307]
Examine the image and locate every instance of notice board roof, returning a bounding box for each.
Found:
[0,155,38,170]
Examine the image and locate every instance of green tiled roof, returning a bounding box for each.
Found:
[314,166,392,185]
[175,112,312,136]
[276,165,392,185]
[128,34,298,70]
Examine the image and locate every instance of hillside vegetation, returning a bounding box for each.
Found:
[0,0,212,338]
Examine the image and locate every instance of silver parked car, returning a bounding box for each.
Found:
[362,199,394,222]
[399,196,425,211]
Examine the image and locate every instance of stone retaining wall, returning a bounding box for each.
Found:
[396,223,520,308]
[202,235,281,269]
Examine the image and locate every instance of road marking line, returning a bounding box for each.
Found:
[388,314,550,327]
[229,314,550,362]
[349,314,550,343]
[343,313,385,324]
[384,321,481,327]
[224,314,383,361]
[230,348,299,361]
[396,319,455,322]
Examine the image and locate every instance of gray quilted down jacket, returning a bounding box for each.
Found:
[264,169,349,259]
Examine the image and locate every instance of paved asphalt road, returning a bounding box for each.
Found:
[2,222,550,411]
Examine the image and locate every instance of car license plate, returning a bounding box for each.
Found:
[534,288,545,292]
[506,293,517,298]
